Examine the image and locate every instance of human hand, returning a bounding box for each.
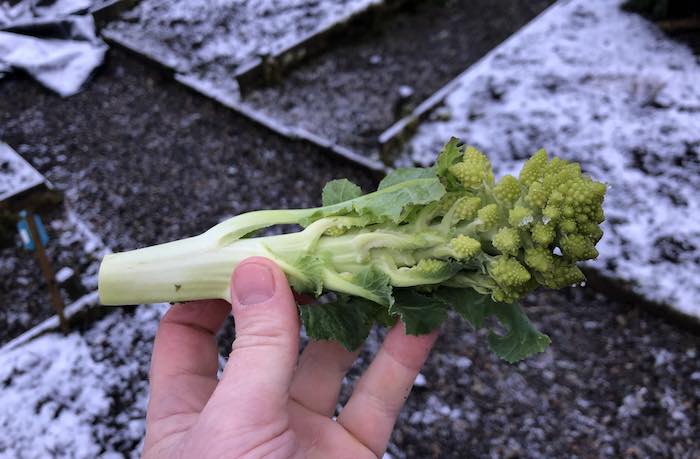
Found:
[142,257,438,459]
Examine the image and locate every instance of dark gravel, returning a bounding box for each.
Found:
[387,287,700,458]
[244,0,554,158]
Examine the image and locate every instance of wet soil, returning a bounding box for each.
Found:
[244,0,554,158]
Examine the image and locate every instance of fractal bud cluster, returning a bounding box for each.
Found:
[99,138,606,362]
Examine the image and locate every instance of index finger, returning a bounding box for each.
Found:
[337,323,438,457]
[147,300,231,425]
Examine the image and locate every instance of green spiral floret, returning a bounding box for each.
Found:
[560,234,599,261]
[542,205,560,222]
[508,206,534,227]
[524,247,553,272]
[580,222,604,243]
[540,257,585,288]
[452,196,482,222]
[450,235,481,260]
[494,175,521,204]
[492,227,521,256]
[477,204,500,228]
[415,258,449,274]
[449,146,494,188]
[519,149,548,186]
[531,222,555,246]
[525,181,548,208]
[489,256,531,288]
[325,226,348,236]
[559,219,577,234]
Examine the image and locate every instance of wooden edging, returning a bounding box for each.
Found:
[0,291,100,355]
[235,0,407,95]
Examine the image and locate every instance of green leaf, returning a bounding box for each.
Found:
[322,179,363,206]
[352,266,394,307]
[304,176,446,225]
[433,287,550,363]
[300,296,382,351]
[390,289,449,335]
[435,137,463,178]
[487,302,551,364]
[378,167,439,190]
[282,254,325,297]
[432,287,490,329]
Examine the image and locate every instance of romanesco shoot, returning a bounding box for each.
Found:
[98,137,607,363]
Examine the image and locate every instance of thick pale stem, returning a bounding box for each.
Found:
[98,235,268,305]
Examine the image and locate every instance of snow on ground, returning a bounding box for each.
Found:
[0,305,165,459]
[0,141,46,201]
[103,0,381,102]
[401,0,700,319]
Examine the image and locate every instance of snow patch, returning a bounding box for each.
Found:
[104,0,382,102]
[0,141,46,202]
[0,305,166,458]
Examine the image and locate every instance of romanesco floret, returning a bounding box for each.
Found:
[524,247,554,272]
[508,206,534,227]
[559,234,599,261]
[494,175,521,204]
[450,234,481,260]
[559,219,577,234]
[452,196,482,222]
[492,227,521,256]
[525,181,548,208]
[519,149,548,185]
[489,256,531,288]
[477,204,500,227]
[531,222,555,246]
[414,258,449,274]
[540,257,585,288]
[449,146,494,188]
[435,193,459,215]
[325,226,348,236]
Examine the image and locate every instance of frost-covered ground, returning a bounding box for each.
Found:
[103,0,381,102]
[0,305,164,459]
[400,0,700,319]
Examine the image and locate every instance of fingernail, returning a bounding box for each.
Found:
[232,263,275,305]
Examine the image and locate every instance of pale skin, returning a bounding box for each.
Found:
[143,256,438,459]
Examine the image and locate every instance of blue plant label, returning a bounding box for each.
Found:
[17,210,49,251]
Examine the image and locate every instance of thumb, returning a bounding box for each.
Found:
[207,257,300,414]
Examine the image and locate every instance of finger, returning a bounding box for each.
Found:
[203,257,300,422]
[290,340,359,416]
[337,323,438,457]
[147,299,231,425]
